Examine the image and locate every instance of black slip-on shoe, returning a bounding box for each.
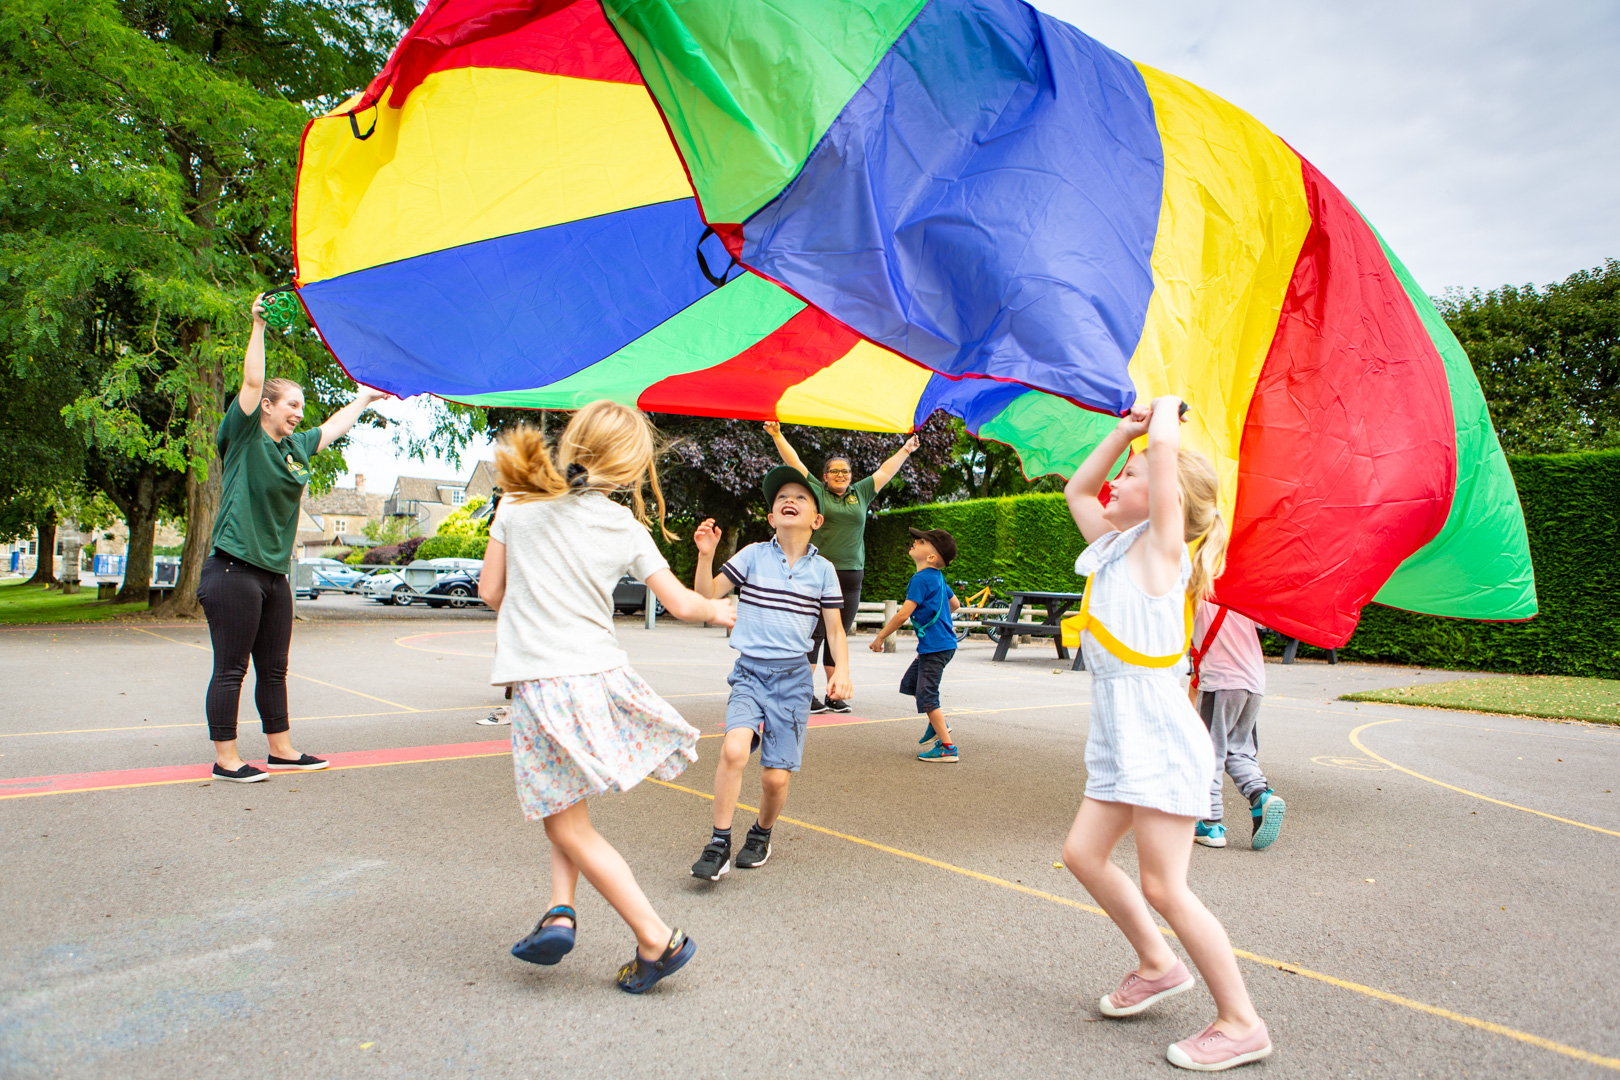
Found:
[808,697,830,714]
[265,754,329,771]
[824,698,851,714]
[212,763,269,783]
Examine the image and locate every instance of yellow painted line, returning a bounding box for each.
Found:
[1271,697,1620,743]
[944,700,1089,717]
[647,778,1620,1072]
[0,705,503,739]
[129,627,419,712]
[1349,720,1620,839]
[2,723,205,738]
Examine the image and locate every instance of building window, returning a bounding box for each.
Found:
[28,541,36,555]
[451,489,465,506]
[334,519,347,535]
[57,541,64,556]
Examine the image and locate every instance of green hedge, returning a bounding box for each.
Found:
[864,493,1084,602]
[415,535,490,561]
[864,450,1620,678]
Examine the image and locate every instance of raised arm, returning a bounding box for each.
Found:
[763,421,810,476]
[1064,405,1150,543]
[316,386,391,453]
[236,295,268,417]
[691,519,737,599]
[1143,395,1187,562]
[872,434,920,492]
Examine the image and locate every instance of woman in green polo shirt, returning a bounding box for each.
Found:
[199,296,388,783]
[765,422,919,713]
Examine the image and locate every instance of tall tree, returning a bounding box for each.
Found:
[0,0,411,608]
[1441,259,1620,455]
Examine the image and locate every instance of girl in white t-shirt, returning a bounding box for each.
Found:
[478,400,735,994]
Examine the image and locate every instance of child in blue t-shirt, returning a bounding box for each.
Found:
[871,528,961,762]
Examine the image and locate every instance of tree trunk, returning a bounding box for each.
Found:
[115,473,159,604]
[24,508,58,586]
[156,344,223,618]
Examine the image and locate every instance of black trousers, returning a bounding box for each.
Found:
[197,552,292,742]
[808,569,864,666]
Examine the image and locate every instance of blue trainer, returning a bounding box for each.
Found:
[918,740,959,763]
[918,722,952,745]
[1251,789,1285,850]
[1194,820,1227,848]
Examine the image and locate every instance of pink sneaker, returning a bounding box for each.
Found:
[1167,1020,1273,1071]
[1098,958,1195,1017]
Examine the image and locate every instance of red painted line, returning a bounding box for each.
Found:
[0,716,904,801]
[0,739,511,801]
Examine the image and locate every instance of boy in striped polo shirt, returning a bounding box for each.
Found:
[688,466,851,880]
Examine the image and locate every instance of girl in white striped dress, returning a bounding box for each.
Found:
[1060,396,1272,1071]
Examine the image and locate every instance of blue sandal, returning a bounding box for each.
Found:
[511,905,576,965]
[616,929,695,994]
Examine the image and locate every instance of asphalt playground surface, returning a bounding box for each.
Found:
[2,598,1617,1079]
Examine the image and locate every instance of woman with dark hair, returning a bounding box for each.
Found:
[199,296,389,782]
[765,422,919,712]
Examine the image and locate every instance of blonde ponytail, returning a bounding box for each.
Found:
[493,400,676,540]
[1177,449,1228,602]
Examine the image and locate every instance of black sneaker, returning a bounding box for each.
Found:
[212,762,268,784]
[809,697,830,714]
[824,698,851,714]
[265,753,329,771]
[690,839,731,881]
[735,830,772,869]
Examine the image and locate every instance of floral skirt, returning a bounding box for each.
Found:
[509,666,699,821]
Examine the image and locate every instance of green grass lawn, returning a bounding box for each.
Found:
[0,578,147,625]
[1342,675,1620,724]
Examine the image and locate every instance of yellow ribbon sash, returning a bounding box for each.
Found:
[1060,576,1194,668]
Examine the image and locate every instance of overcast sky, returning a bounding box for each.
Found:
[335,1,1619,494]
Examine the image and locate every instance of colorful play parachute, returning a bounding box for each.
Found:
[293,0,1535,645]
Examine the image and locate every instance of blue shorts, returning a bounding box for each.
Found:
[724,656,814,772]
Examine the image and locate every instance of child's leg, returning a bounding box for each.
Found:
[711,727,756,831]
[758,767,791,828]
[1062,798,1180,977]
[1222,692,1268,800]
[544,800,672,960]
[545,843,579,928]
[925,706,949,739]
[1133,807,1261,1033]
[1196,691,1229,821]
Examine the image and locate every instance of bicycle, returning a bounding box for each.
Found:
[952,577,1007,644]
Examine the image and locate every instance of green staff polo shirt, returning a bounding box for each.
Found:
[808,474,877,571]
[210,401,322,573]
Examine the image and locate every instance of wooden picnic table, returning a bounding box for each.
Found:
[988,590,1089,670]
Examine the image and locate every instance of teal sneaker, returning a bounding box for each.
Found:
[1193,820,1227,848]
[1250,789,1285,850]
[918,741,959,763]
[919,722,952,745]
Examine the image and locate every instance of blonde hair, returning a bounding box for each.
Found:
[262,378,301,406]
[1177,449,1228,603]
[493,400,676,540]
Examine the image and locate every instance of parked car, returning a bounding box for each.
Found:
[423,568,483,608]
[612,575,666,616]
[360,558,486,606]
[299,557,367,595]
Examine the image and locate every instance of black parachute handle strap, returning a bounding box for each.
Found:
[347,104,379,141]
[695,225,743,288]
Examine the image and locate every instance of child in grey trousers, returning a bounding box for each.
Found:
[1190,603,1284,850]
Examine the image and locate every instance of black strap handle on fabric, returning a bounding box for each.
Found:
[695,225,742,288]
[348,108,378,141]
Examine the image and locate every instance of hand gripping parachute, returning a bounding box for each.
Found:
[293,0,1536,646]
